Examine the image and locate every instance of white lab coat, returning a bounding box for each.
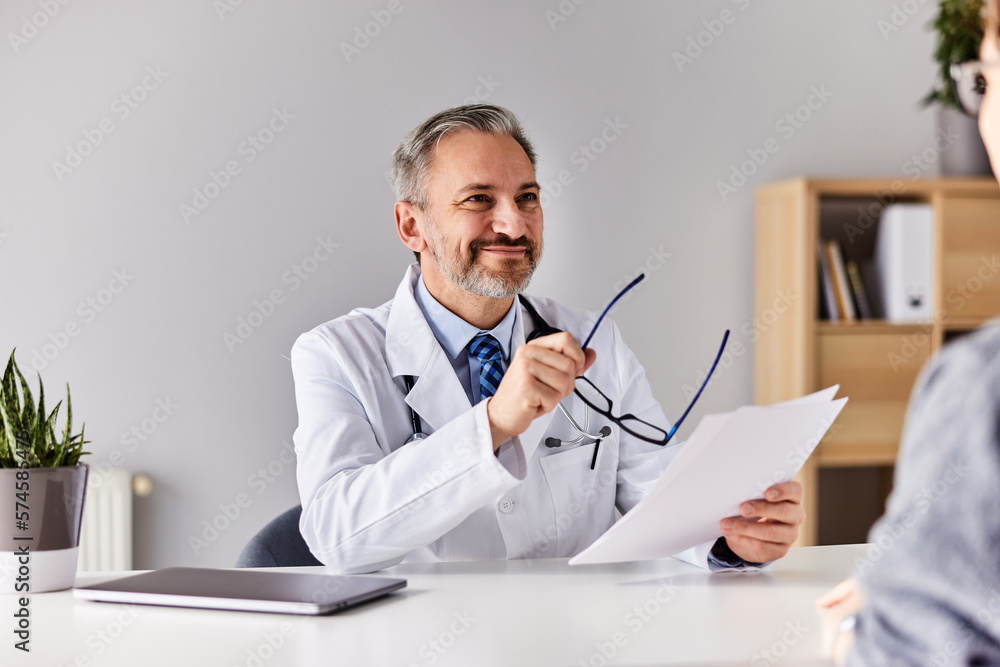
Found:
[292,265,719,573]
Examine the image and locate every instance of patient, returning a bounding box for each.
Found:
[817,3,1000,662]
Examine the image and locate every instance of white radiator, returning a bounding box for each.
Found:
[77,468,151,572]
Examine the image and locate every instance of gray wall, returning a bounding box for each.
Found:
[0,0,940,569]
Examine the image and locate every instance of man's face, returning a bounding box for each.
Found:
[418,130,543,299]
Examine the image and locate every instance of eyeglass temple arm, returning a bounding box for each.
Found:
[581,273,645,350]
[665,329,730,441]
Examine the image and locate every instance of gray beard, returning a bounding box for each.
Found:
[424,218,541,299]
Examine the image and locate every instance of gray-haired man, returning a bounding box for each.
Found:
[291,104,804,573]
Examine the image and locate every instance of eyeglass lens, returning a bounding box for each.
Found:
[951,61,986,117]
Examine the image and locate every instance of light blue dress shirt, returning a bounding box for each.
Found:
[413,275,518,406]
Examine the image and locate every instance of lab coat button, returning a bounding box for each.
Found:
[498,498,514,514]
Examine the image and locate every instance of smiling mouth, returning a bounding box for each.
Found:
[481,247,527,256]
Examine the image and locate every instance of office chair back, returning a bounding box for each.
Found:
[235,504,323,568]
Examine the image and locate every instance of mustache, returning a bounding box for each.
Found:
[469,234,536,254]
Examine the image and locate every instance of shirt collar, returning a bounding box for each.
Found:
[414,273,518,361]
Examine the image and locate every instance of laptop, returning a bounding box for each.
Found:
[73,567,407,615]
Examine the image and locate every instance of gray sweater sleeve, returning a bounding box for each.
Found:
[847,321,1000,665]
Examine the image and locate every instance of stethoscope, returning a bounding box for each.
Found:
[402,294,610,456]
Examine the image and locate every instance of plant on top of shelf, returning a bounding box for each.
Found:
[0,349,89,468]
[924,0,985,109]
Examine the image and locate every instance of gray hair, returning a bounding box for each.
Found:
[391,104,537,211]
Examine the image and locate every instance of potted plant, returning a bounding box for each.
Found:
[0,349,90,594]
[925,0,992,175]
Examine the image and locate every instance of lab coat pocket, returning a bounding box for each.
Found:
[538,437,618,558]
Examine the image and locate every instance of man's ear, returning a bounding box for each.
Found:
[395,201,427,255]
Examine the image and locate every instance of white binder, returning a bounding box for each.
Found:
[875,204,933,322]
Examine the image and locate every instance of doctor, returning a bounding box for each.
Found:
[292,104,804,574]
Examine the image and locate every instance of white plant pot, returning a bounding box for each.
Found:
[0,465,88,594]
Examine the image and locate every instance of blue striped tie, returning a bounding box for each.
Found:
[468,334,504,402]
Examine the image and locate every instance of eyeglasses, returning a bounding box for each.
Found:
[573,274,730,446]
[949,59,1000,118]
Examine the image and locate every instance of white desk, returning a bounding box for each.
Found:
[6,545,864,666]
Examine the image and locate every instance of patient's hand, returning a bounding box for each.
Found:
[816,578,865,664]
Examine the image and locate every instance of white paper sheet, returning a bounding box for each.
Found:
[569,387,847,565]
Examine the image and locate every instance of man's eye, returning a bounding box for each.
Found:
[465,195,489,203]
[520,193,539,202]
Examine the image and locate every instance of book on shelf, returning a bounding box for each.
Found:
[816,241,840,321]
[846,259,873,320]
[824,240,856,323]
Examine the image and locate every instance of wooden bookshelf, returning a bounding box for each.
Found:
[754,177,1000,546]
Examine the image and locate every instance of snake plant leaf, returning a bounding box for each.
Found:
[0,349,89,468]
[76,424,90,465]
[0,399,14,466]
[35,373,45,438]
[62,383,73,450]
[44,416,59,466]
[0,351,18,443]
[14,358,36,430]
[23,449,41,467]
[30,377,46,464]
[1,350,17,409]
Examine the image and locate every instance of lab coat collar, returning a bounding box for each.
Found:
[386,264,555,457]
[385,265,472,432]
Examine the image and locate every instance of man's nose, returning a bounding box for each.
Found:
[490,198,529,238]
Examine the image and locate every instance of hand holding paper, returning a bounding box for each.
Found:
[569,386,847,566]
[721,479,805,563]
